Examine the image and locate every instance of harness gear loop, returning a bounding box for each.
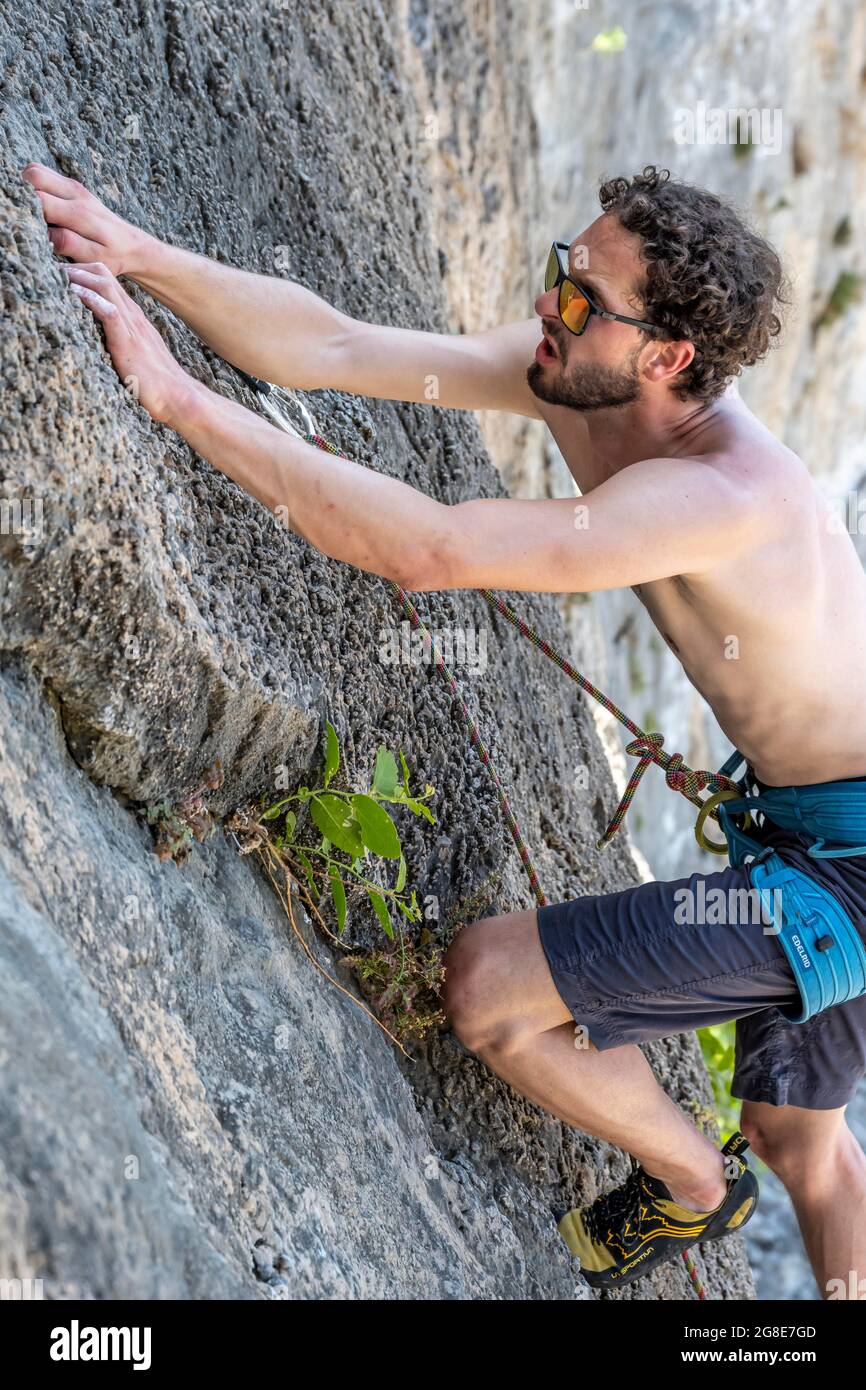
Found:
[694,788,753,855]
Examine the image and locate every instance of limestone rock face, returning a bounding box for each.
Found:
[0,2,753,1297]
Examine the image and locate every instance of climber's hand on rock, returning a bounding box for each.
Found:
[65,264,195,425]
[22,162,152,278]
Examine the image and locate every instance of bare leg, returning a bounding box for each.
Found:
[741,1099,866,1298]
[443,909,728,1211]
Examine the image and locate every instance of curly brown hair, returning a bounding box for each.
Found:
[598,166,790,402]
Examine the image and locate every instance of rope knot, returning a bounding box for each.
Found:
[624,731,665,763]
[664,751,703,797]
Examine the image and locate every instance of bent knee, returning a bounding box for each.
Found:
[739,1107,796,1169]
[740,1102,847,1175]
[441,921,536,1056]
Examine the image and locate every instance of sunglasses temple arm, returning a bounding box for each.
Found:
[611,311,661,332]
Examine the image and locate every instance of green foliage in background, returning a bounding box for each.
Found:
[591,26,627,52]
[697,1021,741,1136]
[814,270,864,334]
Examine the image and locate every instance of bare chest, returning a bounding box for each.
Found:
[631,576,694,658]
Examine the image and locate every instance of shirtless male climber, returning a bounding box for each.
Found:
[22,159,866,1296]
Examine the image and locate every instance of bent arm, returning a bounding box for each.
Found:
[439,458,766,592]
[56,259,733,596]
[169,376,759,596]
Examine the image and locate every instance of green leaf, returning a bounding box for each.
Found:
[375,787,406,805]
[372,746,399,797]
[320,835,331,854]
[329,867,347,934]
[296,849,319,898]
[395,855,407,892]
[399,749,411,792]
[284,810,297,842]
[261,800,288,821]
[406,797,436,824]
[351,793,402,859]
[309,794,364,857]
[367,887,394,939]
[324,720,340,787]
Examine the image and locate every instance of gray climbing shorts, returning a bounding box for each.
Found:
[536,825,866,1110]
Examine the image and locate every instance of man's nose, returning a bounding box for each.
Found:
[534,286,558,318]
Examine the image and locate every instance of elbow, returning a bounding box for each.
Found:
[387,519,462,593]
[387,552,451,593]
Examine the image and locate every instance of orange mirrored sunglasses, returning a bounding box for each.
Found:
[544,242,663,337]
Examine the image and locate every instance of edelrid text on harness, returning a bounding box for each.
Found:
[705,749,866,1023]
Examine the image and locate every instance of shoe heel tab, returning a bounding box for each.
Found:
[721,1130,750,1158]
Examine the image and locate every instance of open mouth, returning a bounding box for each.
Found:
[536,330,559,364]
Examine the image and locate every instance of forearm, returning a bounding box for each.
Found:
[169,381,454,586]
[129,236,349,390]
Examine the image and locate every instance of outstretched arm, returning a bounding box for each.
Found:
[66,266,761,594]
[23,162,542,418]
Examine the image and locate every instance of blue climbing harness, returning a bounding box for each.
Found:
[709,750,866,1023]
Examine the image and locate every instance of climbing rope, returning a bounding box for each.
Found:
[682,1246,707,1299]
[477,588,742,847]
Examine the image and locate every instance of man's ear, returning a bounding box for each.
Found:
[642,338,695,385]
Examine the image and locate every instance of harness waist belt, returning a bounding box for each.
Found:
[713,749,866,1023]
[715,749,866,860]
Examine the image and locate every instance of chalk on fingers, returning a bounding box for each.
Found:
[70,283,117,315]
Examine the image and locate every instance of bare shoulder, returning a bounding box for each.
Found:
[684,402,814,528]
[462,317,547,418]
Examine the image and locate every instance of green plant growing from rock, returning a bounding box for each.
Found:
[833,214,852,246]
[226,724,445,1049]
[732,115,756,160]
[590,26,626,52]
[259,724,433,940]
[696,1021,741,1137]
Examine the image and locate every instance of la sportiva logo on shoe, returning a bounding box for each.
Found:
[616,1246,655,1277]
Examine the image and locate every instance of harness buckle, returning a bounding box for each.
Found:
[748,846,775,866]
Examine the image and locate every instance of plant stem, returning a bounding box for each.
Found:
[259,845,411,1058]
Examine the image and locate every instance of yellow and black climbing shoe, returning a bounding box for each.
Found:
[555,1130,759,1289]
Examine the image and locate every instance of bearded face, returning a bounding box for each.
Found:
[527,321,646,412]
